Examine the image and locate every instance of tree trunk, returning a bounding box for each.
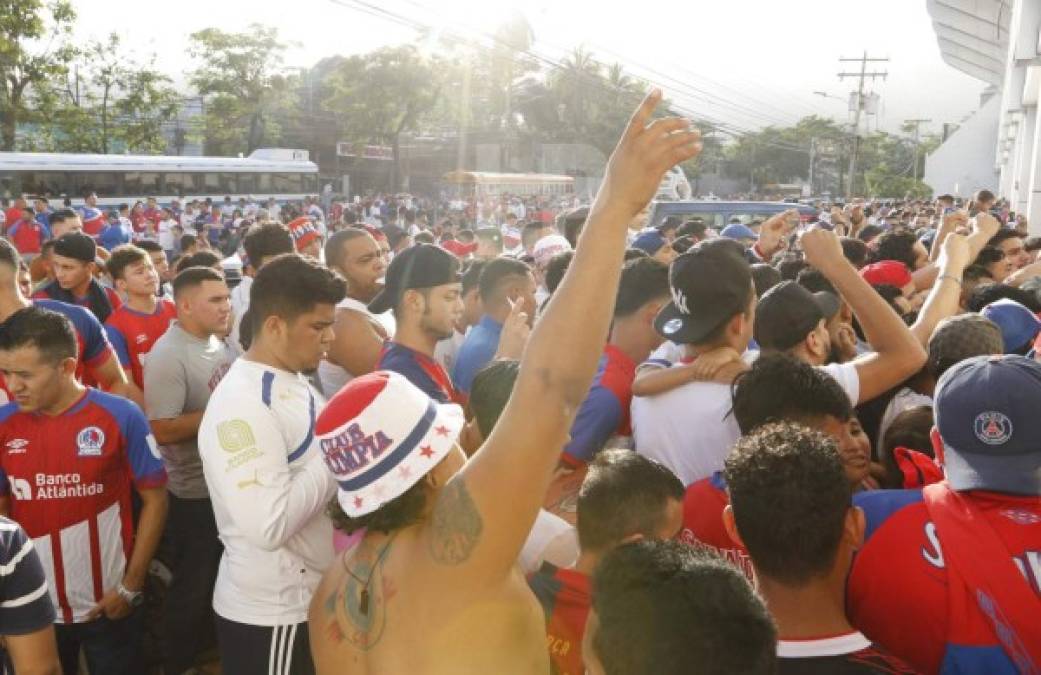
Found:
[248,112,261,153]
[391,131,401,193]
[0,109,16,151]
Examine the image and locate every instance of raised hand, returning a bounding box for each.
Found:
[494,297,531,360]
[758,209,800,257]
[595,89,702,222]
[799,226,845,272]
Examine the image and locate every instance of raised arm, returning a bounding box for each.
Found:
[426,90,702,580]
[910,233,971,346]
[801,228,926,404]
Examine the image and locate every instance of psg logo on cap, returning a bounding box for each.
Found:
[974,411,1013,446]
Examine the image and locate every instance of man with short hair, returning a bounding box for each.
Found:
[319,228,391,395]
[584,540,776,675]
[46,209,81,240]
[145,267,235,675]
[77,192,106,237]
[452,256,536,395]
[307,90,702,674]
[34,232,122,323]
[0,238,139,406]
[724,423,915,673]
[528,450,684,675]
[681,353,870,578]
[103,245,176,390]
[522,220,554,254]
[562,257,670,467]
[370,243,465,404]
[0,307,168,674]
[198,254,345,674]
[6,207,49,261]
[848,355,1041,673]
[229,223,294,351]
[474,226,503,260]
[133,239,173,297]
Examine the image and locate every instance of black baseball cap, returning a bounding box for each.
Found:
[368,244,461,314]
[52,231,97,264]
[654,239,752,345]
[754,281,840,352]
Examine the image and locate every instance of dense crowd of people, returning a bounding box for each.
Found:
[0,90,1038,674]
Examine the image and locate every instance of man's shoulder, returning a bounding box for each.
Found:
[854,488,925,542]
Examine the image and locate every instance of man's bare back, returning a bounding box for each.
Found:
[310,493,548,674]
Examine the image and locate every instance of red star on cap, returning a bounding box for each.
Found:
[420,445,434,458]
[435,425,450,436]
[398,465,412,479]
[353,496,363,508]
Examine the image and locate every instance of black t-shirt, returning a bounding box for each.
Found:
[777,633,919,674]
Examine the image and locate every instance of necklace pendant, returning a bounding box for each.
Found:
[360,588,370,616]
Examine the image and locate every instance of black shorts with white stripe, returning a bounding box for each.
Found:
[215,615,314,675]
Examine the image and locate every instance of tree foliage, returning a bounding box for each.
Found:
[0,0,76,150]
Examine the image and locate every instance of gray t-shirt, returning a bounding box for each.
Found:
[144,321,236,498]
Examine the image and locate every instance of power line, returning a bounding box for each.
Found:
[837,52,888,197]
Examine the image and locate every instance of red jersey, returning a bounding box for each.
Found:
[76,207,106,237]
[0,390,167,623]
[679,472,754,581]
[7,220,46,255]
[848,488,1041,674]
[0,300,120,404]
[103,300,176,389]
[33,283,123,321]
[377,341,464,406]
[527,562,591,675]
[562,345,636,466]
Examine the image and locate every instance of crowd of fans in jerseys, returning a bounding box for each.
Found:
[0,93,1039,675]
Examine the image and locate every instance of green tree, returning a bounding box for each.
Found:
[323,45,440,190]
[29,33,180,153]
[188,24,294,154]
[0,0,76,150]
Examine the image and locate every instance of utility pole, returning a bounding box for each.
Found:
[904,118,932,183]
[838,52,888,198]
[808,137,816,196]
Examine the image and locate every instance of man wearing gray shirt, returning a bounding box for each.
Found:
[144,266,235,675]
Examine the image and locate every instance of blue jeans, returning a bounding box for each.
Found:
[55,607,144,675]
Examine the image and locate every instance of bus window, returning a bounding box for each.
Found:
[256,173,272,193]
[218,173,237,193]
[184,173,205,193]
[237,173,255,193]
[124,172,160,196]
[202,173,220,193]
[273,173,301,193]
[0,172,18,199]
[303,174,317,193]
[164,173,188,196]
[26,172,69,198]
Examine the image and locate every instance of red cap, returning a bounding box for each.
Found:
[860,260,913,289]
[441,239,478,258]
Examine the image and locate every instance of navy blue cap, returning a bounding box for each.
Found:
[981,299,1041,353]
[935,354,1041,495]
[720,223,756,241]
[631,230,667,256]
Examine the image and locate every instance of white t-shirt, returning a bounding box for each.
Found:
[517,509,578,576]
[198,358,335,626]
[157,218,178,250]
[631,353,860,485]
[434,328,467,374]
[316,297,395,396]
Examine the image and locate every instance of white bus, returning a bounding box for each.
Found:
[442,171,575,198]
[0,148,319,206]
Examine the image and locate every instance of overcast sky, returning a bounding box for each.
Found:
[78,0,985,137]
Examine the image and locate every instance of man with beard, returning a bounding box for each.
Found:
[370,244,466,405]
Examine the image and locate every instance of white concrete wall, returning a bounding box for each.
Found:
[924,93,1001,197]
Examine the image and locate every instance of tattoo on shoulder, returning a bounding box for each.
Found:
[428,478,484,565]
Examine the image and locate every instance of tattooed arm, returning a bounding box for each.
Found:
[424,91,702,579]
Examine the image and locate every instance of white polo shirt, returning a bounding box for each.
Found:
[631,353,860,486]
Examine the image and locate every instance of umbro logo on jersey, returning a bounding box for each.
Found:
[5,439,28,455]
[135,334,148,345]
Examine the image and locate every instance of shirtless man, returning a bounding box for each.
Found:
[308,90,702,674]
